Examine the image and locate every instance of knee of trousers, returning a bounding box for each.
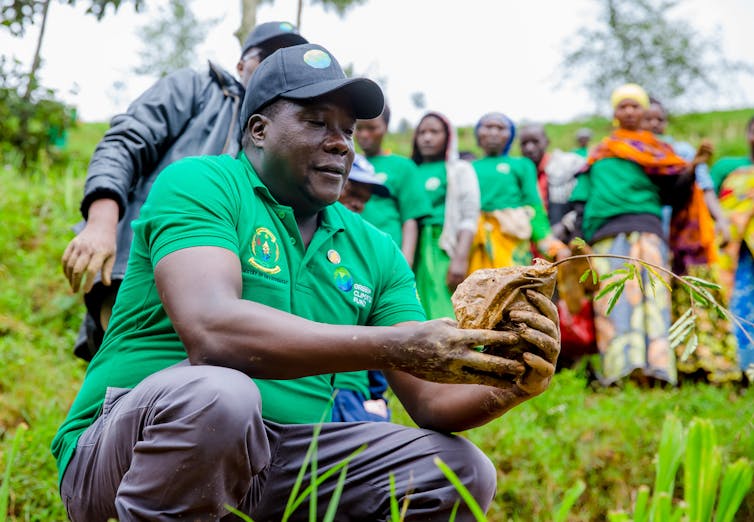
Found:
[438,436,497,506]
[152,365,269,471]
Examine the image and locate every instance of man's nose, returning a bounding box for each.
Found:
[324,130,351,155]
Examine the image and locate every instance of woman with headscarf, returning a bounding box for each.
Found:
[568,83,715,386]
[642,98,741,384]
[411,111,480,319]
[468,112,567,272]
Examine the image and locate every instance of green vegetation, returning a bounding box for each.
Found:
[1,109,753,521]
[383,107,754,160]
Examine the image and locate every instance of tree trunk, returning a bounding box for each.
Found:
[296,0,303,30]
[235,0,259,48]
[23,0,51,100]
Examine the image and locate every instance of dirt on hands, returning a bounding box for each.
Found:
[452,258,558,361]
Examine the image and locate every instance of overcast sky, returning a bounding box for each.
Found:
[4,0,754,128]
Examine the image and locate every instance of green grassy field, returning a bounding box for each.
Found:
[1,108,753,521]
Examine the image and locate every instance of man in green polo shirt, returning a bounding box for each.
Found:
[52,43,561,521]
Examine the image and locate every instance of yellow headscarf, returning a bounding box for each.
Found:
[610,83,650,109]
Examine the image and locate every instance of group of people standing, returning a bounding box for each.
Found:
[51,18,754,520]
[345,83,754,392]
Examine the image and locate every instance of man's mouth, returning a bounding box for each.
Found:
[314,164,346,178]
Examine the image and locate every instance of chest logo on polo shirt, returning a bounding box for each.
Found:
[375,172,388,183]
[248,227,281,274]
[425,177,441,191]
[333,266,354,292]
[333,266,374,308]
[496,163,511,174]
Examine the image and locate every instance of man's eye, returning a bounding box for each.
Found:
[307,120,326,127]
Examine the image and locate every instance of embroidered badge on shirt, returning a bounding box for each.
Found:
[248,227,281,274]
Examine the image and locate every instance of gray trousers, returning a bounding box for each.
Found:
[60,363,497,521]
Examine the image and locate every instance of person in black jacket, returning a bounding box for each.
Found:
[61,21,307,360]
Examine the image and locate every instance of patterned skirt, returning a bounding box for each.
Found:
[591,232,676,385]
[671,264,741,384]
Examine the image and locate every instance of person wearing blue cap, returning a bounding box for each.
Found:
[61,21,307,361]
[52,43,561,520]
[333,154,394,423]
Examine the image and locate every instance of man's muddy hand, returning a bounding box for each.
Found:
[507,289,560,397]
[388,318,527,388]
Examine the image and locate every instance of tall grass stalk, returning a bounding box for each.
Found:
[0,424,27,522]
[434,457,487,522]
[685,419,722,522]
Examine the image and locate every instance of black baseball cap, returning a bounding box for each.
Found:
[239,43,384,130]
[240,21,307,57]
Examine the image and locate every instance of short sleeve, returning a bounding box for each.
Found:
[396,160,432,223]
[368,239,426,326]
[133,156,242,267]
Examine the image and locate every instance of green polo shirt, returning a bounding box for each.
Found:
[360,154,431,246]
[570,157,662,241]
[52,153,425,482]
[472,156,551,242]
[710,156,753,193]
[417,161,448,226]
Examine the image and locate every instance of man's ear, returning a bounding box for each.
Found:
[246,114,269,148]
[236,59,244,77]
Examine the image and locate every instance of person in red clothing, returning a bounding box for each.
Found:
[518,123,585,237]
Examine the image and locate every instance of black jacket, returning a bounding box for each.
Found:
[77,61,245,281]
[72,62,245,360]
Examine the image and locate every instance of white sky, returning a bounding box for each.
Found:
[4,0,754,128]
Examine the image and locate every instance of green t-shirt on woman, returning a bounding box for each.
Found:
[472,155,551,242]
[570,157,663,241]
[416,161,448,226]
[360,154,431,246]
[710,156,753,193]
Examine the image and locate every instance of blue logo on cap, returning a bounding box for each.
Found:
[279,22,294,32]
[303,49,331,69]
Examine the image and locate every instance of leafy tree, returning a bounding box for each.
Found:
[1,0,140,171]
[1,0,142,36]
[0,55,73,169]
[234,0,367,47]
[560,0,751,111]
[410,91,426,111]
[296,0,367,30]
[133,0,218,78]
[234,0,266,46]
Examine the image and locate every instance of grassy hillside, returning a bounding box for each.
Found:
[1,109,753,521]
[383,107,754,159]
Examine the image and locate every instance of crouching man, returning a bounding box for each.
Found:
[52,43,560,521]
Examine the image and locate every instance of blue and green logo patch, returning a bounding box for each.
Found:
[303,49,332,69]
[333,266,353,292]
